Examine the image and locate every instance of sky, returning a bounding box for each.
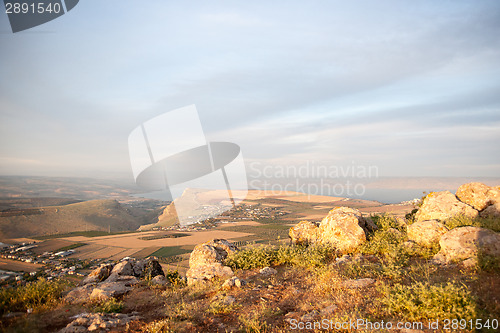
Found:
[1,0,500,183]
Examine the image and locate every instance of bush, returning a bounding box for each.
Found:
[371,214,405,232]
[377,281,476,321]
[405,208,418,223]
[93,297,124,313]
[164,269,184,286]
[0,278,67,315]
[445,215,500,233]
[225,245,276,270]
[225,244,336,270]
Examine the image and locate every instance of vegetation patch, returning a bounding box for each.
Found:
[377,281,477,321]
[445,215,500,233]
[0,278,68,315]
[151,246,192,258]
[139,233,190,240]
[92,297,124,313]
[225,244,335,270]
[54,242,86,252]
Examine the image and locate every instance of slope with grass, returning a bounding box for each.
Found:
[0,199,143,240]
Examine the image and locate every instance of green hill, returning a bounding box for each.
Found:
[0,199,143,240]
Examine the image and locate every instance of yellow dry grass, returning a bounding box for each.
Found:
[0,258,42,272]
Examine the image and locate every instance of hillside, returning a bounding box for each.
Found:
[0,199,143,240]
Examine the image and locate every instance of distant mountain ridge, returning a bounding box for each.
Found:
[0,199,142,240]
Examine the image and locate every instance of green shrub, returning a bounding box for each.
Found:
[225,244,336,270]
[378,281,476,321]
[445,215,500,232]
[93,297,124,313]
[405,208,418,224]
[478,254,500,272]
[225,245,277,269]
[371,214,405,232]
[0,278,67,315]
[164,269,184,286]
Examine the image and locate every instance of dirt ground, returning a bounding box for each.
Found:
[0,258,42,272]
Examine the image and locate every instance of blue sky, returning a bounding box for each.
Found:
[1,0,499,180]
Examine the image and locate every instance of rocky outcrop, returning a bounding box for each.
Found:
[58,312,141,333]
[288,207,375,253]
[434,226,500,264]
[81,264,113,285]
[318,207,371,253]
[64,284,96,304]
[186,239,238,284]
[456,182,500,211]
[110,261,133,276]
[143,258,165,279]
[407,220,448,247]
[289,221,319,245]
[415,191,478,223]
[90,281,132,301]
[66,257,163,304]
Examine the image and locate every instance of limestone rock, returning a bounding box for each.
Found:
[132,260,146,277]
[480,202,500,218]
[143,258,164,279]
[186,239,238,284]
[64,284,95,304]
[105,274,139,285]
[456,182,500,211]
[59,313,140,333]
[289,220,319,245]
[259,267,278,276]
[81,264,113,285]
[151,275,168,285]
[415,191,478,223]
[110,260,133,276]
[407,220,448,247]
[318,207,368,253]
[435,226,500,263]
[189,239,238,267]
[222,276,245,289]
[90,282,131,301]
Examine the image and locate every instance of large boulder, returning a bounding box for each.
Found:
[90,281,132,301]
[132,260,146,277]
[480,202,500,219]
[186,239,238,284]
[142,258,164,279]
[435,226,500,264]
[110,260,133,276]
[82,264,113,285]
[415,191,478,223]
[456,182,500,211]
[317,207,369,253]
[407,220,448,247]
[289,221,319,245]
[288,207,373,253]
